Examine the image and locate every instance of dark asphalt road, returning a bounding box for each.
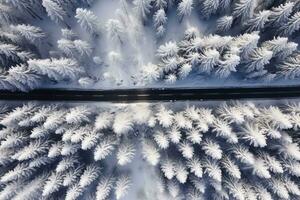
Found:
[1,86,300,102]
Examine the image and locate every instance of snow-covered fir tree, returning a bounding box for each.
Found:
[153,8,167,37]
[216,16,234,33]
[133,0,152,20]
[279,11,300,36]
[42,0,67,25]
[177,0,193,20]
[75,8,100,35]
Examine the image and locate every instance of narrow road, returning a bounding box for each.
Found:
[1,86,300,102]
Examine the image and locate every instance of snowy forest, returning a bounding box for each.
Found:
[0,101,300,199]
[0,0,299,90]
[0,0,300,200]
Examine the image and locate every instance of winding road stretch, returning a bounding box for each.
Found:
[1,86,300,102]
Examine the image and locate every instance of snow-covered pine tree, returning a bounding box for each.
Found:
[219,0,232,12]
[96,176,115,200]
[73,40,93,57]
[262,37,288,57]
[279,11,300,36]
[198,49,220,74]
[245,10,271,32]
[157,41,179,58]
[94,136,117,161]
[61,28,78,40]
[153,0,168,9]
[142,139,160,165]
[0,42,20,66]
[141,62,161,83]
[113,111,133,136]
[0,41,35,70]
[269,2,295,26]
[115,175,131,200]
[200,0,220,19]
[28,57,84,82]
[232,31,260,60]
[177,0,193,20]
[277,53,300,79]
[244,47,273,73]
[6,64,40,91]
[216,49,240,78]
[276,41,298,60]
[117,142,135,165]
[42,0,67,25]
[57,39,75,57]
[153,8,167,37]
[261,37,298,61]
[106,19,125,43]
[178,63,192,78]
[10,24,45,44]
[75,8,100,35]
[0,3,15,25]
[4,0,42,14]
[216,15,234,33]
[58,39,92,57]
[133,0,152,20]
[233,0,257,22]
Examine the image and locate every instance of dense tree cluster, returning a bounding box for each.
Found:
[0,0,96,91]
[0,101,299,199]
[147,29,299,83]
[0,0,298,90]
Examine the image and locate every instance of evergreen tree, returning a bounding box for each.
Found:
[6,64,40,91]
[0,3,15,25]
[42,0,66,24]
[157,41,179,58]
[269,2,295,26]
[106,19,125,43]
[216,52,240,78]
[279,11,300,36]
[201,0,220,18]
[28,58,84,81]
[96,176,115,200]
[75,8,100,35]
[153,0,167,9]
[277,53,300,79]
[216,15,233,32]
[10,24,45,43]
[244,47,273,73]
[73,40,92,56]
[178,0,193,19]
[245,10,271,32]
[219,0,232,11]
[115,176,131,200]
[232,32,260,60]
[141,62,161,83]
[198,49,220,74]
[133,0,152,20]
[57,39,75,57]
[233,0,257,22]
[153,8,167,37]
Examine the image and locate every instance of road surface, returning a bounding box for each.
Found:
[1,86,300,102]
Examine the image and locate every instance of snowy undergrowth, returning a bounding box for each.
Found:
[0,100,300,199]
[0,0,299,91]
